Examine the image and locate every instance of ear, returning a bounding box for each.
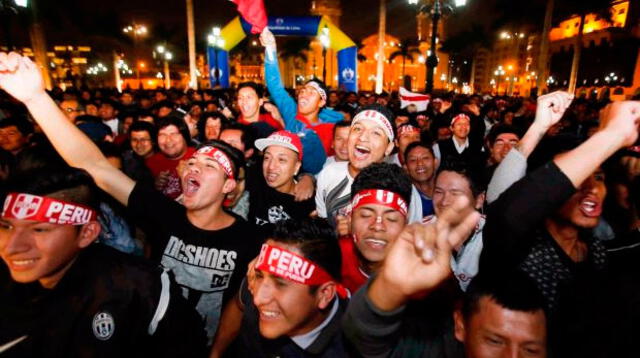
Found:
[384,140,395,157]
[77,221,101,249]
[245,148,254,159]
[320,98,327,108]
[222,178,238,195]
[453,309,466,343]
[475,192,486,210]
[315,281,337,310]
[294,161,302,176]
[259,98,264,107]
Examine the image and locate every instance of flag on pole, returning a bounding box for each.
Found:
[399,87,430,112]
[230,0,268,34]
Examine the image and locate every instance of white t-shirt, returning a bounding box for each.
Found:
[315,161,423,224]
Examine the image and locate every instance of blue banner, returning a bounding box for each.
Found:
[207,46,230,88]
[337,46,357,92]
[265,16,321,36]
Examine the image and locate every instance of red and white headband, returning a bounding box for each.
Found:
[2,193,97,225]
[450,113,470,127]
[398,124,420,137]
[193,146,235,179]
[352,110,394,141]
[255,243,348,298]
[351,189,408,217]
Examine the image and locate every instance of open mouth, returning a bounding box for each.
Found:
[353,145,371,160]
[579,198,602,218]
[184,176,201,196]
[363,238,387,250]
[259,309,281,321]
[266,172,278,183]
[9,258,38,270]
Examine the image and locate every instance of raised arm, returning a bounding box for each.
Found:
[487,91,573,203]
[259,28,301,131]
[0,53,134,205]
[555,101,640,187]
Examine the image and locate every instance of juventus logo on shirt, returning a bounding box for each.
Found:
[92,312,115,341]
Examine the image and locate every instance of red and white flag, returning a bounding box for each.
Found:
[230,0,268,34]
[399,87,430,112]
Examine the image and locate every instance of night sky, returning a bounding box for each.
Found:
[5,0,531,63]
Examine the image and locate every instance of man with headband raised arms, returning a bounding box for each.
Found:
[0,166,207,356]
[211,218,349,357]
[0,52,260,345]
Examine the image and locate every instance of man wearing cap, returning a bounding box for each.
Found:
[0,166,207,356]
[248,130,316,235]
[260,28,344,175]
[339,163,413,293]
[315,104,423,229]
[432,113,485,169]
[0,52,260,345]
[211,218,350,357]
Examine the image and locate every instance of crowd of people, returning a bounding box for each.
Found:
[0,26,639,358]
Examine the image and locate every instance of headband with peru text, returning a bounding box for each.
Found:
[192,146,235,179]
[2,193,97,225]
[351,189,408,217]
[306,81,327,102]
[255,243,349,299]
[352,110,394,141]
[398,125,420,136]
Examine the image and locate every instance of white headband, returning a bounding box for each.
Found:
[352,110,394,141]
[306,81,327,101]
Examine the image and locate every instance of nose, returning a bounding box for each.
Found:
[1,227,30,256]
[368,215,386,232]
[266,158,278,172]
[253,279,274,306]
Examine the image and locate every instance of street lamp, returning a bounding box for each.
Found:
[319,24,330,82]
[207,27,225,87]
[494,65,505,95]
[123,22,148,89]
[409,0,466,93]
[155,45,173,89]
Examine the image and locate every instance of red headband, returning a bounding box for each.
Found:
[398,125,420,136]
[351,189,408,217]
[255,243,348,299]
[192,146,235,179]
[450,113,470,127]
[352,110,395,141]
[2,193,97,225]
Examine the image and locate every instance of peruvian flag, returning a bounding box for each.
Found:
[399,87,430,112]
[230,0,268,34]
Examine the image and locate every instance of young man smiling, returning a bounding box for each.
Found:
[315,104,422,228]
[0,52,260,345]
[248,130,315,235]
[0,166,207,356]
[212,218,349,357]
[260,28,344,174]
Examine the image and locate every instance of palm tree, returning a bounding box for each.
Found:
[279,37,310,86]
[388,38,421,80]
[558,0,612,93]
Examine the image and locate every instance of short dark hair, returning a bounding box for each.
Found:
[197,112,228,142]
[351,162,412,205]
[221,122,256,153]
[237,82,264,98]
[0,117,34,136]
[157,115,191,144]
[354,104,397,140]
[333,120,351,137]
[196,140,245,180]
[271,218,341,281]
[436,159,486,198]
[486,124,521,146]
[129,120,157,143]
[4,165,98,211]
[404,140,435,160]
[462,271,546,321]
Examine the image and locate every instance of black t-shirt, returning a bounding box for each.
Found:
[247,169,315,236]
[127,183,261,343]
